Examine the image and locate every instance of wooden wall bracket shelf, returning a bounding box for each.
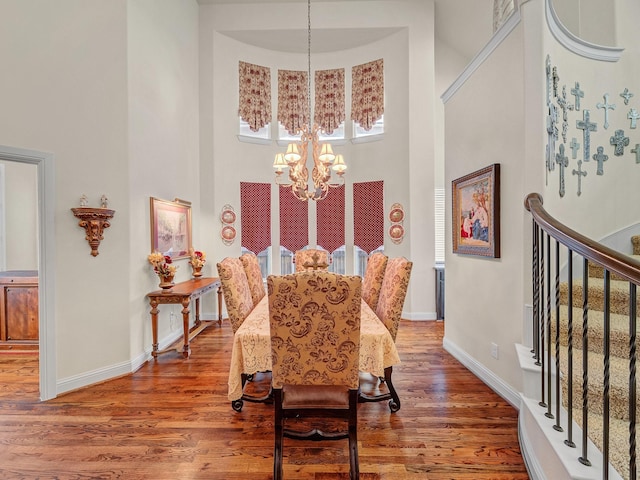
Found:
[71,207,115,257]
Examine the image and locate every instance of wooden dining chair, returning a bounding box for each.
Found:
[293,248,330,272]
[361,251,388,311]
[267,271,362,480]
[375,257,413,342]
[239,252,265,307]
[216,257,254,334]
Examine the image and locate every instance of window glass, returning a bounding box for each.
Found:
[278,122,345,143]
[241,246,271,279]
[354,245,384,277]
[239,118,270,140]
[353,114,384,138]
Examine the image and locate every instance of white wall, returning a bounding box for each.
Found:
[0,161,38,271]
[200,1,436,319]
[444,10,531,393]
[0,0,131,383]
[0,0,200,393]
[127,0,201,360]
[542,0,640,248]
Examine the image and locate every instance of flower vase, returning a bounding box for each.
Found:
[192,265,203,278]
[158,274,175,290]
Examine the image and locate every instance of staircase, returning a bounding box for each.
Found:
[553,239,640,480]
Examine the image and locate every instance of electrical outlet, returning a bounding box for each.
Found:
[491,342,499,359]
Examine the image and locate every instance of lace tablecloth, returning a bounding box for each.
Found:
[228,296,401,401]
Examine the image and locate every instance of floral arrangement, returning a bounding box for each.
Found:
[148,251,178,277]
[189,248,207,269]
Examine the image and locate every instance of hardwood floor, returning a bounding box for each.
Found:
[0,320,529,479]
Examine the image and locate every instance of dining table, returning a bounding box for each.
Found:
[228,294,402,412]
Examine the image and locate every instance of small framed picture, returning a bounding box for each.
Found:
[452,164,500,258]
[150,197,192,259]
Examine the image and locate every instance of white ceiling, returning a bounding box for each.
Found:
[196,0,493,60]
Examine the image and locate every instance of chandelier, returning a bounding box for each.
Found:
[273,0,347,202]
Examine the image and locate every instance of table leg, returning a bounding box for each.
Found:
[181,298,191,358]
[217,286,223,325]
[150,300,159,359]
[194,297,201,327]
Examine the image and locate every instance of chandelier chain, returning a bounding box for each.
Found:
[307,0,312,124]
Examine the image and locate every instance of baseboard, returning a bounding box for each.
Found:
[442,335,520,408]
[56,330,182,396]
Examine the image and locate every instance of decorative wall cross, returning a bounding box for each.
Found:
[545,56,552,106]
[632,144,640,164]
[571,82,584,111]
[546,103,558,173]
[557,85,574,143]
[592,146,609,175]
[555,144,569,197]
[576,110,597,162]
[552,67,559,99]
[572,160,587,196]
[610,129,630,156]
[596,93,616,129]
[570,137,580,159]
[620,87,634,105]
[628,108,639,129]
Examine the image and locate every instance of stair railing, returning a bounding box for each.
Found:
[525,193,638,480]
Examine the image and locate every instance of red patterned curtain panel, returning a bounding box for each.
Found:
[240,182,271,254]
[351,59,384,131]
[353,181,384,254]
[316,185,345,253]
[238,61,271,132]
[314,68,345,135]
[278,70,309,135]
[279,186,309,252]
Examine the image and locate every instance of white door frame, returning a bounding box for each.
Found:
[0,145,56,401]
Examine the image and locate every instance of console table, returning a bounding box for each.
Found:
[147,277,222,359]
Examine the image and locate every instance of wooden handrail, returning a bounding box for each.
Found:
[525,193,640,285]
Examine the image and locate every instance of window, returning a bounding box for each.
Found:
[353,114,384,139]
[434,188,445,265]
[354,245,384,277]
[277,122,345,144]
[239,118,270,141]
[242,246,271,279]
[280,247,294,275]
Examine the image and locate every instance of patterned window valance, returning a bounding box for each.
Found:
[238,61,271,132]
[279,185,309,253]
[240,182,271,254]
[316,185,345,253]
[277,70,309,135]
[353,181,384,254]
[314,68,345,135]
[351,59,384,131]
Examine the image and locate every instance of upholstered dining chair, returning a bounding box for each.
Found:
[239,252,265,307]
[293,248,330,272]
[267,271,362,480]
[361,251,389,311]
[216,257,254,334]
[375,257,413,342]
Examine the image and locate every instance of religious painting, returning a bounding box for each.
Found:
[150,197,192,260]
[452,164,500,258]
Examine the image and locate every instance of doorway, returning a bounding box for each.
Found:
[0,145,56,401]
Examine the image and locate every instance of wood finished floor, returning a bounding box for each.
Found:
[0,320,529,480]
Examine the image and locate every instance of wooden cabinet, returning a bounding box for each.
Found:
[0,271,38,349]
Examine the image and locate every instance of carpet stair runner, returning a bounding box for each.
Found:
[553,248,640,479]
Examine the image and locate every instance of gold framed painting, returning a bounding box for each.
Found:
[452,164,500,258]
[150,197,192,260]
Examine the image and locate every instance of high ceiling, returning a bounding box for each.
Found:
[196,0,493,61]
